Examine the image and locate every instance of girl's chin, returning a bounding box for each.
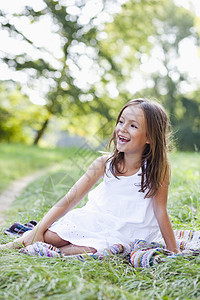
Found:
[116,146,124,153]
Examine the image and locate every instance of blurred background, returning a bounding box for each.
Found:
[0,0,199,151]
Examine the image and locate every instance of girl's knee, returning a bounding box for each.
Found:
[43,230,57,244]
[88,247,97,254]
[44,230,69,247]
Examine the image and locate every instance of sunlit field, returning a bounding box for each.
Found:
[0,144,199,299]
[0,143,83,193]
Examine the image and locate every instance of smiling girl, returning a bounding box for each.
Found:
[0,98,178,254]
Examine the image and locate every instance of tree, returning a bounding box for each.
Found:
[0,0,164,144]
[0,0,121,144]
[153,1,200,150]
[128,0,200,150]
[0,83,50,143]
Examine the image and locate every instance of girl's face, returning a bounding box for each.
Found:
[115,105,149,155]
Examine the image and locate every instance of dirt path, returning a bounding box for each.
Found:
[0,167,54,228]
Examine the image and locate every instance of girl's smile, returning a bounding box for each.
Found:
[118,135,130,143]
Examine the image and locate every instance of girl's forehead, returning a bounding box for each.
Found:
[120,105,145,120]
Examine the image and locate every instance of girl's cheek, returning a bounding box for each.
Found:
[114,125,119,132]
[115,123,121,130]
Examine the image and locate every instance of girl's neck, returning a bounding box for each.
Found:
[117,153,142,176]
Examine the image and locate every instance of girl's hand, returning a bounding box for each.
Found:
[20,225,45,247]
[22,231,44,246]
[0,225,45,250]
[10,223,45,249]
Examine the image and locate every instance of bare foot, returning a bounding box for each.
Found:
[0,241,15,250]
[0,237,24,250]
[0,243,8,250]
[59,244,97,256]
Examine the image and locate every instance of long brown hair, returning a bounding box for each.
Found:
[107,98,171,198]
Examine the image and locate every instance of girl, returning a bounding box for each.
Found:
[0,98,178,254]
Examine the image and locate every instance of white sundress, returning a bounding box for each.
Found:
[49,162,160,251]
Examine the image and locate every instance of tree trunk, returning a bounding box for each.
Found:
[33,118,50,145]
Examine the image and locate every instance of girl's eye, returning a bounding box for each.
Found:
[131,124,137,128]
[119,120,123,124]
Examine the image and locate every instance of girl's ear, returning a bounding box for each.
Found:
[146,136,150,144]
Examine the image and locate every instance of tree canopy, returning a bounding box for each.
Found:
[0,0,199,150]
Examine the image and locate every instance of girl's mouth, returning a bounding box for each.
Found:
[118,135,130,143]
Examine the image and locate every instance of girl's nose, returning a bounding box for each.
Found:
[121,122,128,132]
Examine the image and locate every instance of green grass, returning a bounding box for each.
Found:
[169,152,200,231]
[0,148,200,299]
[0,143,87,193]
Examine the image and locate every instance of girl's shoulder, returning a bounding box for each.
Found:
[89,153,110,175]
[85,154,109,181]
[95,153,110,168]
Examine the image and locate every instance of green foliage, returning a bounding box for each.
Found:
[134,0,200,151]
[103,0,165,68]
[0,151,200,299]
[0,0,124,136]
[0,86,26,142]
[0,107,14,141]
[174,124,200,152]
[0,0,199,150]
[0,0,163,144]
[173,97,200,151]
[0,84,51,143]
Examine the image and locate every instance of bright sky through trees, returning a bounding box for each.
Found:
[0,0,199,104]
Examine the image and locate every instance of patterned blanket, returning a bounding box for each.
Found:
[18,230,200,268]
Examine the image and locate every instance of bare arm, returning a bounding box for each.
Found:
[153,173,178,253]
[14,155,108,247]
